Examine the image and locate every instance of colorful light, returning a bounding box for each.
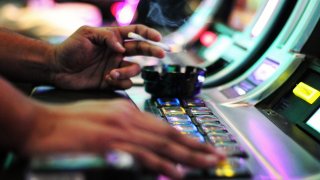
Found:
[200,31,217,47]
[251,0,280,37]
[306,108,320,133]
[110,0,140,26]
[293,82,320,104]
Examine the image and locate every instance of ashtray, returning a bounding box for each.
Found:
[141,64,206,98]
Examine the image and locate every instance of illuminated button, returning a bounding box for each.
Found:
[166,114,192,125]
[161,107,186,116]
[186,133,205,143]
[207,158,250,178]
[156,98,180,107]
[189,107,212,116]
[194,115,220,125]
[215,146,248,158]
[172,124,198,133]
[182,98,205,107]
[200,121,222,126]
[293,82,320,104]
[208,135,236,145]
[201,124,228,134]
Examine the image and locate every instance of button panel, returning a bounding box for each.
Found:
[152,97,251,178]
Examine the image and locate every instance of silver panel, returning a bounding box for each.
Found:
[126,86,320,179]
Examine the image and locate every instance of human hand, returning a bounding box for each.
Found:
[49,24,165,90]
[18,99,225,179]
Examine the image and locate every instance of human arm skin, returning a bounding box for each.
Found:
[0,25,226,178]
[0,76,225,179]
[0,27,54,84]
[0,25,165,89]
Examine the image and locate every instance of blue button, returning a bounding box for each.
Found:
[182,98,205,107]
[166,114,192,124]
[187,133,205,143]
[172,124,198,133]
[156,98,180,107]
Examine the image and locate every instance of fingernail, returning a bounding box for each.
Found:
[105,75,112,81]
[111,71,120,80]
[216,148,227,157]
[116,42,125,51]
[171,170,184,179]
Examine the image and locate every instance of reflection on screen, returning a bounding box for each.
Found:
[306,108,320,134]
[228,0,265,31]
[247,58,279,86]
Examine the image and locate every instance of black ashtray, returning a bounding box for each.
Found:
[141,64,206,98]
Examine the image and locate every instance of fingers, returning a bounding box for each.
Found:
[104,61,140,89]
[109,143,184,179]
[105,78,133,90]
[114,24,162,42]
[124,125,223,168]
[112,24,165,58]
[77,25,125,53]
[131,113,222,155]
[77,25,164,62]
[109,61,141,80]
[124,41,166,58]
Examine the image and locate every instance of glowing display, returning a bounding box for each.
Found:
[306,108,320,134]
[223,59,279,98]
[293,82,320,104]
[228,0,266,31]
[251,0,280,37]
[247,58,279,86]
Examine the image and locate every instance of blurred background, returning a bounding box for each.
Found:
[0,0,203,42]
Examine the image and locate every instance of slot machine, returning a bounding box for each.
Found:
[125,0,320,178]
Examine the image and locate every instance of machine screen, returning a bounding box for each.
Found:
[220,58,279,98]
[306,108,320,134]
[190,0,268,62]
[247,58,279,86]
[272,69,320,141]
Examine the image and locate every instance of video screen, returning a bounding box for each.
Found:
[247,58,279,86]
[306,108,320,134]
[227,0,266,31]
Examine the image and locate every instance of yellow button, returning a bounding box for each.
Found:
[161,107,186,115]
[293,82,320,104]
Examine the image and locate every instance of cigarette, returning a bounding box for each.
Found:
[127,32,171,52]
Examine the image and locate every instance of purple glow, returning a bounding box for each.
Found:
[28,0,55,8]
[114,0,140,26]
[248,58,279,86]
[248,119,291,178]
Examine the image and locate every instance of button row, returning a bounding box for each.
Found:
[150,98,251,178]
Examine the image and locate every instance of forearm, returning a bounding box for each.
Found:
[0,27,55,84]
[0,77,37,151]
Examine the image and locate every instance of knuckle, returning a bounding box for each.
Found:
[157,138,172,151]
[165,127,181,139]
[131,147,149,162]
[105,29,116,37]
[78,25,92,35]
[122,81,133,89]
[186,152,203,166]
[136,24,147,30]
